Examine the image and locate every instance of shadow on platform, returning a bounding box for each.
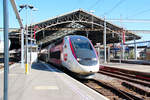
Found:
[31,62,63,73]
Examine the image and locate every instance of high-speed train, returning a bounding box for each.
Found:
[47,35,99,78]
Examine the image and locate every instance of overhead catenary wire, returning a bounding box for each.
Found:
[106,19,150,23]
[102,0,126,16]
[87,0,102,10]
[127,8,150,19]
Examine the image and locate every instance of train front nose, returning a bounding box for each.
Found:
[77,58,99,74]
[69,36,99,74]
[80,64,99,75]
[77,57,98,66]
[75,50,99,74]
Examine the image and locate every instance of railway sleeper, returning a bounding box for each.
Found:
[120,90,145,100]
[100,66,150,79]
[99,71,150,87]
[88,79,134,100]
[122,82,150,97]
[100,68,150,82]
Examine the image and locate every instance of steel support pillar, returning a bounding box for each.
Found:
[25,26,29,74]
[122,40,125,60]
[3,0,9,99]
[134,38,137,60]
[103,18,107,63]
[25,5,29,74]
[122,44,125,60]
[108,46,110,62]
[119,36,121,63]
[21,28,24,68]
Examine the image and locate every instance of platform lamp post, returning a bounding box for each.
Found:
[19,4,34,74]
[3,0,9,99]
[103,17,107,63]
[134,37,137,60]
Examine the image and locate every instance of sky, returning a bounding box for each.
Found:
[0,0,150,42]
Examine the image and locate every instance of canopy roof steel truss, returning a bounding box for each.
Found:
[9,9,140,49]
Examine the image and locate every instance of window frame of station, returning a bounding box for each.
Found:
[28,46,38,52]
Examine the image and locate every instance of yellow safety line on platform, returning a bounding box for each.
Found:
[25,64,29,74]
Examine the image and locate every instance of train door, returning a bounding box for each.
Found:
[62,38,70,69]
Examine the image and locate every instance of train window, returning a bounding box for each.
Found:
[70,36,97,59]
[64,44,67,48]
[50,51,61,59]
[70,37,93,50]
[72,41,93,50]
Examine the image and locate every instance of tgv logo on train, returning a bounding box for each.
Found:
[47,35,99,78]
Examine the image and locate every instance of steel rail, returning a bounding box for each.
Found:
[82,79,142,100]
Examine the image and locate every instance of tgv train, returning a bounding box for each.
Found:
[47,35,99,78]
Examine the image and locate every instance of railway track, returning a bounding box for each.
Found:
[44,61,150,99]
[100,66,150,81]
[81,79,144,100]
[98,68,150,99]
[99,70,150,87]
[55,65,148,99]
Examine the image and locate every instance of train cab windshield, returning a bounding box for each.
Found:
[72,40,93,50]
[70,36,98,66]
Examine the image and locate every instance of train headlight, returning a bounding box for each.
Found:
[92,58,97,61]
[77,58,82,61]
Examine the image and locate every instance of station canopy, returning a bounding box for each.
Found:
[9,9,140,49]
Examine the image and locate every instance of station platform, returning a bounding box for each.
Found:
[0,62,108,100]
[110,59,150,65]
[100,63,150,78]
[100,63,150,73]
